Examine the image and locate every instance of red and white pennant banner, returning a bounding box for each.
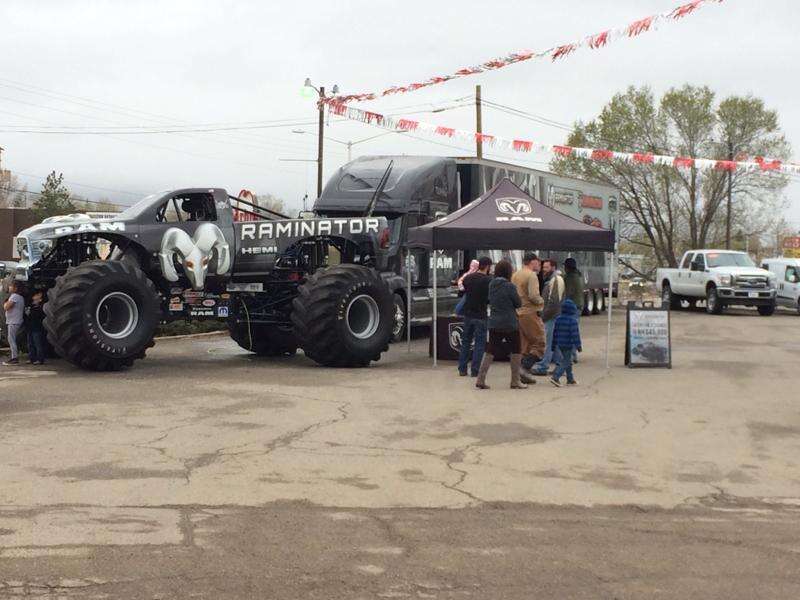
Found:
[325,0,723,106]
[330,103,800,175]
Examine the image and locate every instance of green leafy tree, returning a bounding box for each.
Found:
[33,171,76,221]
[552,85,790,270]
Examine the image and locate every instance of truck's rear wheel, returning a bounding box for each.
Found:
[228,321,297,357]
[583,289,594,316]
[390,293,406,343]
[291,264,393,367]
[43,260,159,371]
[661,283,681,310]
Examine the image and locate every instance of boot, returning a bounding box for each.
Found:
[510,354,528,389]
[475,353,494,389]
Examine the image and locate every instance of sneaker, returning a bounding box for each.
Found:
[458,370,468,377]
[550,377,562,388]
[470,372,478,378]
[567,379,578,386]
[3,359,19,366]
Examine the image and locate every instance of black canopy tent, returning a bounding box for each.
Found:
[404,178,617,366]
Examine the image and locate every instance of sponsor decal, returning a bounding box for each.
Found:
[53,221,126,236]
[169,287,184,295]
[240,245,278,255]
[239,218,381,241]
[183,291,204,299]
[580,194,604,210]
[550,186,578,205]
[202,299,216,307]
[429,256,454,270]
[169,302,184,312]
[217,306,229,318]
[226,282,263,292]
[189,307,215,317]
[582,215,603,228]
[494,196,542,223]
[158,223,232,290]
[220,293,231,299]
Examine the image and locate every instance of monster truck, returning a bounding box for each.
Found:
[12,188,397,370]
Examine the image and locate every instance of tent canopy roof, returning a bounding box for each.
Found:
[407,178,615,252]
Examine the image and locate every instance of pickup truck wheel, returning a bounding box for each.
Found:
[390,293,406,343]
[757,304,775,316]
[228,321,297,357]
[43,260,159,371]
[705,286,723,315]
[291,264,393,367]
[581,290,592,316]
[661,283,682,310]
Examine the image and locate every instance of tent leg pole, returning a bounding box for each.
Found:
[406,248,412,353]
[605,252,615,370]
[433,251,438,368]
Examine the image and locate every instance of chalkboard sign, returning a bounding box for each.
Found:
[625,304,671,368]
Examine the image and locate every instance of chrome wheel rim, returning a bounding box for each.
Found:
[96,291,139,339]
[346,294,380,340]
[392,298,405,338]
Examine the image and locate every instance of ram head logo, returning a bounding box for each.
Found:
[495,197,532,216]
[158,224,231,290]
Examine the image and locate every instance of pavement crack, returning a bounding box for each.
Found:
[441,445,485,505]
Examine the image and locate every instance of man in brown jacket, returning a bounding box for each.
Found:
[511,253,545,371]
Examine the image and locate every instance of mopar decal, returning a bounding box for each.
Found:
[239,218,381,241]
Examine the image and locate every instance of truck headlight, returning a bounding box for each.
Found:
[718,275,731,286]
[17,238,29,261]
[35,239,54,256]
[768,275,777,289]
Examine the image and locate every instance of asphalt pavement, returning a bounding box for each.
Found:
[1,306,799,598]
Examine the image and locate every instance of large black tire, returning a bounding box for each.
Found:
[705,285,724,315]
[228,321,297,357]
[661,283,682,310]
[291,264,393,367]
[43,261,159,371]
[757,304,775,316]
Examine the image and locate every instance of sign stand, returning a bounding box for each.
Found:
[625,301,671,369]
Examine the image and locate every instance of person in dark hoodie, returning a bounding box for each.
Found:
[475,259,537,390]
[25,290,47,365]
[562,257,585,363]
[550,298,582,387]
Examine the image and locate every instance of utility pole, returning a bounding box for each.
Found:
[316,86,325,199]
[475,85,483,159]
[725,141,733,250]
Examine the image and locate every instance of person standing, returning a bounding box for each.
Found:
[475,259,536,390]
[3,281,25,366]
[532,259,565,376]
[550,299,582,386]
[511,253,545,371]
[562,257,585,362]
[457,256,492,377]
[25,290,47,366]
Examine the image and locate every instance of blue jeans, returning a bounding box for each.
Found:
[27,329,46,363]
[534,319,562,372]
[552,346,575,382]
[458,317,487,375]
[572,314,581,361]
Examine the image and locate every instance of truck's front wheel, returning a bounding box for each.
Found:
[291,264,393,367]
[705,285,723,315]
[661,283,681,310]
[44,261,159,371]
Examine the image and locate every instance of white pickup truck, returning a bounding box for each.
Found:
[657,249,777,315]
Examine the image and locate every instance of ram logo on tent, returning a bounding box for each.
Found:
[494,197,542,223]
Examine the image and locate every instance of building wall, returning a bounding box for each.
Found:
[0,208,37,261]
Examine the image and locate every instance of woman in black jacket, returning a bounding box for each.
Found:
[475,260,536,390]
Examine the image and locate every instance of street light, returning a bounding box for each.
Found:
[304,78,339,198]
[292,129,406,162]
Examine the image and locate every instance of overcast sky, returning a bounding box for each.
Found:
[1,0,798,227]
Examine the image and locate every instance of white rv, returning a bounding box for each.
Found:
[760,257,800,314]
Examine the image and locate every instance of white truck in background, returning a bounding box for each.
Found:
[657,249,777,315]
[760,257,800,315]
